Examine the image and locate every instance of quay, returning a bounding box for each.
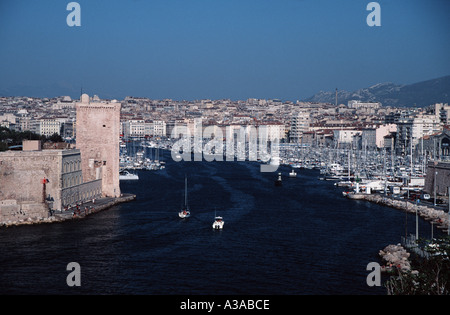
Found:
[0,193,136,228]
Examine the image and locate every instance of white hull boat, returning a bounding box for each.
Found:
[212,216,224,229]
[119,170,139,180]
[178,176,191,218]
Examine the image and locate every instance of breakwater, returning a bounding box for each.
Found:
[346,192,449,234]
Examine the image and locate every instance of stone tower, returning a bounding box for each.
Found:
[76,94,121,198]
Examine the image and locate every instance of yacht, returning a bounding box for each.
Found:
[119,170,139,180]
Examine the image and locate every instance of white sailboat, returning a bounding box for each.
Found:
[178,176,191,218]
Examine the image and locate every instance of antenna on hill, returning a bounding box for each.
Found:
[335,88,338,106]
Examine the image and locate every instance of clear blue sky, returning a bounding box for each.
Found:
[0,0,449,101]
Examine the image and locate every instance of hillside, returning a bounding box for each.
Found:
[303,75,450,107]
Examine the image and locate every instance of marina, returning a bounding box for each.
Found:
[120,139,167,171]
[0,148,446,295]
[116,139,450,235]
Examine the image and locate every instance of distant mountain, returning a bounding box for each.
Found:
[303,75,450,107]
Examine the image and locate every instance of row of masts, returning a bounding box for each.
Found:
[120,139,167,171]
[278,144,427,180]
[118,135,432,180]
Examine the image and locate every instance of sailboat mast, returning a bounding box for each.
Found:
[348,149,350,180]
[185,176,188,207]
[410,135,413,176]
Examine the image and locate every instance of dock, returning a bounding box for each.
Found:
[55,193,136,220]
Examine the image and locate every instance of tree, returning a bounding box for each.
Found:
[0,127,63,151]
[48,133,63,143]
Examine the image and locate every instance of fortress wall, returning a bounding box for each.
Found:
[76,95,121,198]
[424,161,450,196]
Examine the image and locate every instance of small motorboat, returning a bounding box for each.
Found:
[119,170,139,180]
[212,216,224,229]
[289,169,297,177]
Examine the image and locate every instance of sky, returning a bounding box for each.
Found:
[0,0,449,101]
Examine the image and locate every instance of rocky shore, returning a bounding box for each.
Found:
[0,194,136,228]
[378,244,418,274]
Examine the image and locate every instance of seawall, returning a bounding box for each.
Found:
[0,193,136,228]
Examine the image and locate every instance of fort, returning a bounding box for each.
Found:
[0,94,128,226]
[424,161,450,197]
[76,94,121,198]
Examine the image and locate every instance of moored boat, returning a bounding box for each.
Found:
[119,170,139,180]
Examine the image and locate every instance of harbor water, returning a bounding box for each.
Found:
[0,150,443,295]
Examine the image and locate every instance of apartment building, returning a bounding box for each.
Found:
[289,110,311,143]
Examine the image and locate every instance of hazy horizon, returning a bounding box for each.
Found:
[1,0,449,101]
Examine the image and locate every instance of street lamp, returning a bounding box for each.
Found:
[434,170,438,206]
[430,221,434,240]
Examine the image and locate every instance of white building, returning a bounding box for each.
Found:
[434,103,450,125]
[347,100,382,110]
[16,110,31,131]
[396,114,440,154]
[289,110,311,143]
[52,96,75,110]
[152,120,166,137]
[262,122,286,142]
[35,118,62,137]
[124,119,146,138]
[361,124,397,149]
[0,113,17,124]
[333,129,362,148]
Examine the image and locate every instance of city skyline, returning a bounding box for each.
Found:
[1,0,450,101]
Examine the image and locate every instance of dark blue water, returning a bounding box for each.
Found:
[0,150,443,295]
